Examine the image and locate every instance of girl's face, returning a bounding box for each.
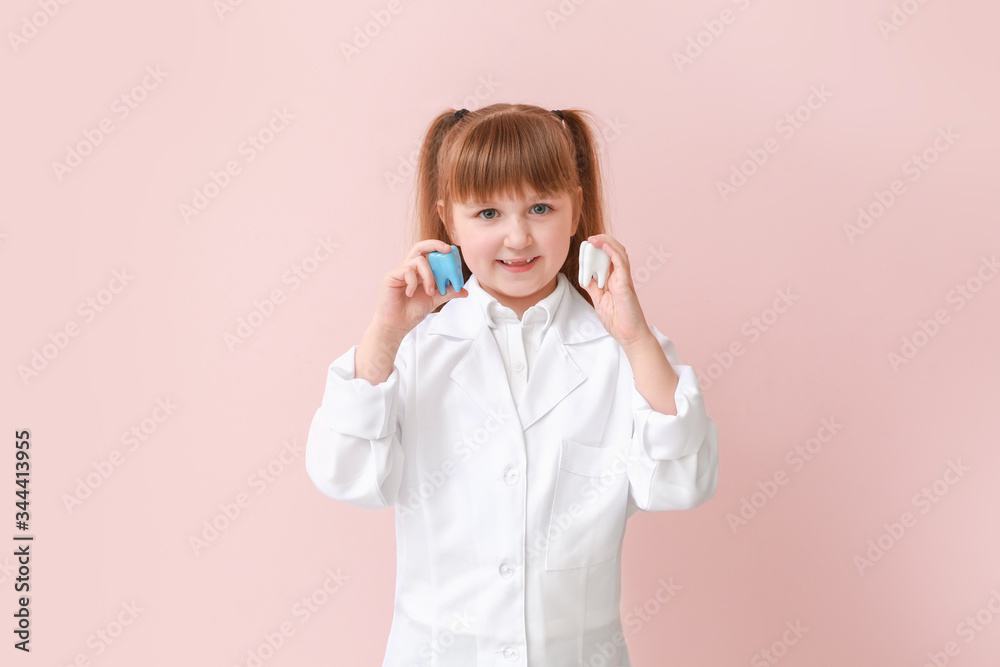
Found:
[439,186,582,318]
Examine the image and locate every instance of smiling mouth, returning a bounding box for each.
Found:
[497,257,537,266]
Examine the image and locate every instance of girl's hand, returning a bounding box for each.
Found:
[580,234,653,348]
[370,239,468,339]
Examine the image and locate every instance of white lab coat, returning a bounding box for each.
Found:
[305,272,719,667]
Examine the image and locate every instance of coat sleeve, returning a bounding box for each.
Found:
[304,334,410,510]
[625,325,719,513]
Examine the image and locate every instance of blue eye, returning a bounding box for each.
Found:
[475,203,551,220]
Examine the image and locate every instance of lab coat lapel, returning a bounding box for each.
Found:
[515,325,585,430]
[430,273,608,434]
[449,319,586,434]
[518,277,612,430]
[450,325,525,439]
[430,288,524,441]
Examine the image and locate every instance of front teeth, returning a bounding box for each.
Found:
[501,257,536,265]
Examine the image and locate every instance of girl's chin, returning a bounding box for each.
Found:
[485,268,557,293]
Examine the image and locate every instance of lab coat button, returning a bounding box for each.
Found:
[514,361,525,373]
[498,561,515,578]
[502,646,519,660]
[503,465,519,485]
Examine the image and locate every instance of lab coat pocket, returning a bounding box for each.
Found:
[544,438,629,570]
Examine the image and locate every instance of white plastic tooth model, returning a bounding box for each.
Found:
[578,240,612,289]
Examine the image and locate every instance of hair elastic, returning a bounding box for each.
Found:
[453,108,469,121]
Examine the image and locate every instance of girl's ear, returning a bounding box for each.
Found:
[437,199,456,241]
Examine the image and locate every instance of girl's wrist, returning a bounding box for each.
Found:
[356,324,403,386]
[367,320,407,345]
[619,324,656,355]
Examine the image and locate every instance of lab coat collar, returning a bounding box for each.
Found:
[427,271,608,345]
[427,270,610,431]
[476,271,568,332]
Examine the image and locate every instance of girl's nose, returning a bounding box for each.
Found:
[505,217,532,247]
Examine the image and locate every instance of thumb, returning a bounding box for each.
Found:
[433,286,468,308]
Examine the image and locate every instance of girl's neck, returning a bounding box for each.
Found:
[479,274,559,320]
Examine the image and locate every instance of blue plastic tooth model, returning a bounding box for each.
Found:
[427,245,465,296]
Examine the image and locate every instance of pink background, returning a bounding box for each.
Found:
[3,0,999,665]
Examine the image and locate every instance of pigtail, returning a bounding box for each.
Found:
[410,110,467,253]
[551,109,608,307]
[410,110,474,313]
[557,109,605,235]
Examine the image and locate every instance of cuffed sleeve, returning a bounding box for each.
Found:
[305,338,408,510]
[626,326,719,512]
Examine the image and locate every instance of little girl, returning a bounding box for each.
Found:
[306,103,719,667]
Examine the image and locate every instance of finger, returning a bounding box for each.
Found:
[587,233,624,257]
[589,235,631,278]
[588,233,621,258]
[406,238,454,261]
[405,240,437,261]
[413,256,438,297]
[435,286,468,307]
[403,267,417,297]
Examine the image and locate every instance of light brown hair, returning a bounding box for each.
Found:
[408,103,610,308]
